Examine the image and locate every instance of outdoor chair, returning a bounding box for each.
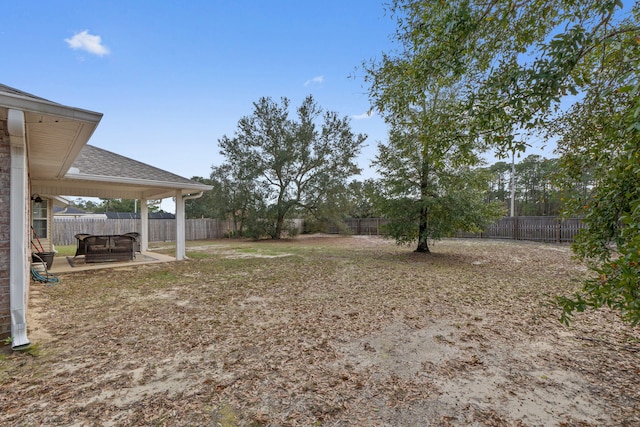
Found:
[122,232,141,255]
[74,233,91,258]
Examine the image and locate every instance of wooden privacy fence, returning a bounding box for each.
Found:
[53,218,235,245]
[328,218,387,236]
[331,216,586,243]
[53,217,305,245]
[454,216,586,243]
[54,216,585,245]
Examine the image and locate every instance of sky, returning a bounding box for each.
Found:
[3,0,584,212]
[3,1,402,211]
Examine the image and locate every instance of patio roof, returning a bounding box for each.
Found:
[1,84,210,200]
[31,144,211,200]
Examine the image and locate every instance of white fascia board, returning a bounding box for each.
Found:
[0,94,102,124]
[64,172,213,192]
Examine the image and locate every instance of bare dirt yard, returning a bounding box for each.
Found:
[1,236,639,426]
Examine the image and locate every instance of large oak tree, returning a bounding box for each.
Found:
[218,96,366,239]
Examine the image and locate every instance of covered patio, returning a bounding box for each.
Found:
[32,144,212,262]
[2,83,211,348]
[46,250,177,274]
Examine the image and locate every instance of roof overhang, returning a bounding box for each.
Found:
[2,86,212,201]
[0,91,103,180]
[31,175,211,200]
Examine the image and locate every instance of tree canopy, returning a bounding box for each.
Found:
[370,85,503,252]
[72,198,161,214]
[366,0,640,323]
[216,95,366,239]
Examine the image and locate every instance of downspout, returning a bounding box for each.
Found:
[183,192,204,201]
[8,109,30,349]
[175,191,203,260]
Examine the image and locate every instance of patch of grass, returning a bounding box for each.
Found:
[14,343,43,357]
[236,248,287,257]
[53,245,76,257]
[145,270,178,282]
[186,251,211,259]
[214,404,239,427]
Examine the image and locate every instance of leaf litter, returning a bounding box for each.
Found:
[1,235,639,426]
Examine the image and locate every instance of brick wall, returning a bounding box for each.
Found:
[0,117,11,339]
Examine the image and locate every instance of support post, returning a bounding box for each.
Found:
[175,190,186,260]
[140,199,149,252]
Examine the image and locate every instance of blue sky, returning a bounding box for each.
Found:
[7,1,611,211]
[3,0,398,211]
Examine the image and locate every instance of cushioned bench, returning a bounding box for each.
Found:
[84,235,136,263]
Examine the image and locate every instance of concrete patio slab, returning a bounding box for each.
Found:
[44,251,176,274]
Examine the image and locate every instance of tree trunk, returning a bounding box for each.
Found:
[415,205,430,253]
[415,239,430,253]
[274,213,284,239]
[416,152,431,253]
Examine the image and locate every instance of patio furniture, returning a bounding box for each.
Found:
[74,233,91,258]
[122,232,141,255]
[84,234,136,263]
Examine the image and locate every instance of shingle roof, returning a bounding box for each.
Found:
[0,84,59,104]
[53,206,87,215]
[71,144,202,186]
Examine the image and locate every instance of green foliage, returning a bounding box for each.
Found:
[548,5,640,324]
[217,96,366,239]
[346,179,379,218]
[185,176,217,219]
[366,0,640,322]
[555,69,640,324]
[70,198,101,212]
[186,169,260,237]
[72,198,161,214]
[370,89,504,252]
[482,156,565,216]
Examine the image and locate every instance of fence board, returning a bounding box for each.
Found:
[54,216,586,245]
[329,216,586,243]
[53,218,234,245]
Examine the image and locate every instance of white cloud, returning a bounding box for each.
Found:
[352,110,374,120]
[65,30,110,56]
[304,75,324,87]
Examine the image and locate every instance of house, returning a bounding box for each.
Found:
[53,207,176,220]
[53,205,108,219]
[0,84,212,348]
[103,211,176,219]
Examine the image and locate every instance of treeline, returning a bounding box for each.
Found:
[70,198,163,214]
[186,153,582,223]
[482,154,590,217]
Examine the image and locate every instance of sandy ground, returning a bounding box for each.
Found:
[1,236,639,426]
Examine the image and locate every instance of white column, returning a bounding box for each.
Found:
[175,190,186,260]
[8,109,29,348]
[140,199,149,252]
